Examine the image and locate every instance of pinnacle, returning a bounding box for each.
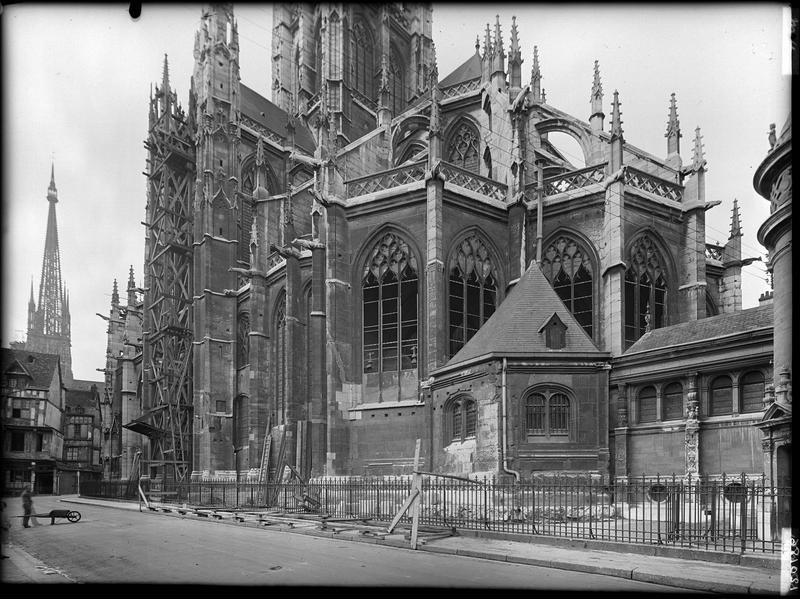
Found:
[591,60,602,99]
[112,278,120,305]
[665,92,681,138]
[611,90,624,138]
[729,198,742,238]
[691,126,706,171]
[128,265,136,289]
[531,46,541,81]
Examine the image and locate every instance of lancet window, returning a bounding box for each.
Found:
[351,21,374,100]
[362,232,419,375]
[624,234,668,347]
[389,48,404,115]
[448,234,497,357]
[237,312,250,369]
[541,236,593,337]
[274,295,287,425]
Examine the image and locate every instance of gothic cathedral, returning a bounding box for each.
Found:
[106,3,781,485]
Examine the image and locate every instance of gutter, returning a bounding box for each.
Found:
[500,357,520,482]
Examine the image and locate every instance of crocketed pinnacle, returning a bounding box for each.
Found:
[531,46,541,82]
[729,198,742,238]
[128,265,136,290]
[112,279,120,306]
[591,60,602,100]
[611,90,623,139]
[691,126,707,171]
[509,16,521,60]
[665,93,681,139]
[493,15,504,57]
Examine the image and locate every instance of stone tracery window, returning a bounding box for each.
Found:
[624,234,668,347]
[447,121,480,173]
[448,234,496,357]
[351,21,374,100]
[541,236,593,337]
[389,47,404,115]
[274,295,287,425]
[362,232,418,374]
[239,165,256,264]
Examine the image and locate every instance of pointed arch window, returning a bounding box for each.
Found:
[389,47,404,115]
[351,21,374,100]
[525,389,571,438]
[625,234,668,347]
[239,166,256,264]
[541,236,594,337]
[313,18,322,93]
[362,232,419,374]
[275,295,287,425]
[328,13,342,80]
[447,122,480,173]
[237,312,250,369]
[448,234,497,357]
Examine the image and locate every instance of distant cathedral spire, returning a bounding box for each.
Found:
[26,163,73,382]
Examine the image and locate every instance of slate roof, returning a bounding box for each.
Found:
[1,347,61,389]
[65,387,98,411]
[438,261,602,372]
[625,304,773,355]
[240,84,316,154]
[70,378,103,392]
[438,51,482,89]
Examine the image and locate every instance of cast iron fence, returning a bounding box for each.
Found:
[81,472,789,554]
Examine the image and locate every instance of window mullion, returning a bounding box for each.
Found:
[396,282,402,373]
[377,281,383,375]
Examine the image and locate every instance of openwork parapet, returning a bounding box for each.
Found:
[624,167,683,202]
[440,77,482,99]
[542,163,607,197]
[440,162,507,203]
[346,160,427,198]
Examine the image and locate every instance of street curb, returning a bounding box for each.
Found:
[60,498,775,593]
[459,528,782,570]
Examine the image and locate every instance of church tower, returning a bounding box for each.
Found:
[272,4,435,145]
[26,163,73,383]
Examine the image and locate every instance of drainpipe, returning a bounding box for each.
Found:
[501,358,521,482]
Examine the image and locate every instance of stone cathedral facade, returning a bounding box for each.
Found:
[101,3,788,486]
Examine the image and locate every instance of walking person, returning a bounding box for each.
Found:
[21,485,38,528]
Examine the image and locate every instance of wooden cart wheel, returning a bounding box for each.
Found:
[66,511,81,523]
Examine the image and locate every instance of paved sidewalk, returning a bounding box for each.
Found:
[59,496,783,593]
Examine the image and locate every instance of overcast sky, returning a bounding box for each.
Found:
[1,3,791,381]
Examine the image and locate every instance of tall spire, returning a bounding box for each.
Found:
[690,126,706,172]
[729,198,742,238]
[27,164,72,382]
[47,161,58,203]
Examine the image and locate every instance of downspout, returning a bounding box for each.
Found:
[501,357,521,482]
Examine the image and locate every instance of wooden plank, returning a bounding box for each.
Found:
[387,488,419,533]
[410,439,422,550]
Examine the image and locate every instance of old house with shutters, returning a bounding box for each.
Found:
[101,3,786,486]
